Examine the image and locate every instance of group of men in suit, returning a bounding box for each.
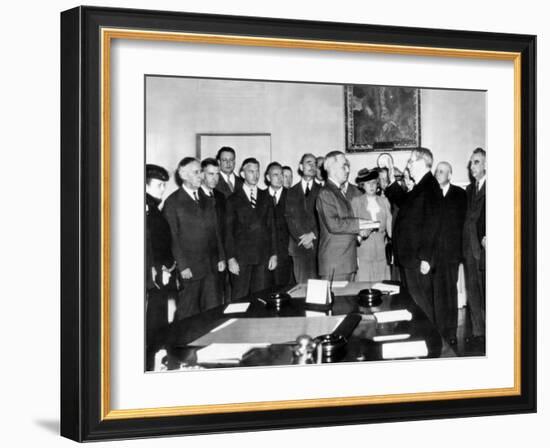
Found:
[146,144,486,353]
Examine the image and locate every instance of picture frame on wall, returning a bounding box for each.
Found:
[60,5,536,442]
[345,85,421,152]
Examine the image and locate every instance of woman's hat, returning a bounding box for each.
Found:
[355,168,379,184]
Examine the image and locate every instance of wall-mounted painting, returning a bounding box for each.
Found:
[345,85,420,152]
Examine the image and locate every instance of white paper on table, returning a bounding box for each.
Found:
[286,284,304,297]
[305,310,327,317]
[372,282,400,295]
[223,303,250,314]
[306,279,330,305]
[331,281,349,288]
[374,309,412,323]
[373,333,411,342]
[196,343,269,363]
[382,340,428,359]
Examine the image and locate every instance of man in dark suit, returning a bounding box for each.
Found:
[145,164,175,370]
[285,153,321,283]
[215,146,244,198]
[265,162,293,287]
[225,158,278,299]
[163,157,225,320]
[463,147,487,350]
[385,148,442,322]
[199,157,228,303]
[316,151,372,281]
[433,162,467,345]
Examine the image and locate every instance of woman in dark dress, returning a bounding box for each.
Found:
[145,164,175,370]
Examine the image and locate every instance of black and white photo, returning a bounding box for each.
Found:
[144,76,487,371]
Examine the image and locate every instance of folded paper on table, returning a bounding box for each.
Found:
[224,303,250,314]
[382,340,428,359]
[331,281,349,288]
[372,282,400,295]
[305,310,328,317]
[287,283,307,298]
[373,333,411,342]
[196,343,270,364]
[306,279,331,305]
[374,309,412,323]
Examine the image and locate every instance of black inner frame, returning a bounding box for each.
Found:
[60,6,536,442]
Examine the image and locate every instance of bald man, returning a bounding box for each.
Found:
[433,162,467,346]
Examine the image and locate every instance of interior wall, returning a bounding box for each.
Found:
[146,76,486,195]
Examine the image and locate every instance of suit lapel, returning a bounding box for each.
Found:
[326,180,352,213]
[235,186,249,208]
[279,188,287,209]
[476,181,486,201]
[178,188,201,212]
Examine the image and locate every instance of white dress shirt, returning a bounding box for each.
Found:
[441,182,450,197]
[328,177,343,193]
[242,183,258,202]
[221,172,237,189]
[268,186,283,204]
[181,183,200,202]
[200,185,213,197]
[477,175,486,191]
[301,179,313,195]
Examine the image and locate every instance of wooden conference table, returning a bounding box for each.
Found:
[161,282,455,370]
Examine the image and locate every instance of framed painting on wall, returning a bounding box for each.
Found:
[345,85,421,152]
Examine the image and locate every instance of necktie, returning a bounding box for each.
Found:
[193,191,199,203]
[228,176,234,192]
[305,182,311,197]
[272,193,277,206]
[475,180,480,194]
[250,189,256,208]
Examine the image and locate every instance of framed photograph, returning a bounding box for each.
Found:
[61,6,536,441]
[345,85,421,152]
